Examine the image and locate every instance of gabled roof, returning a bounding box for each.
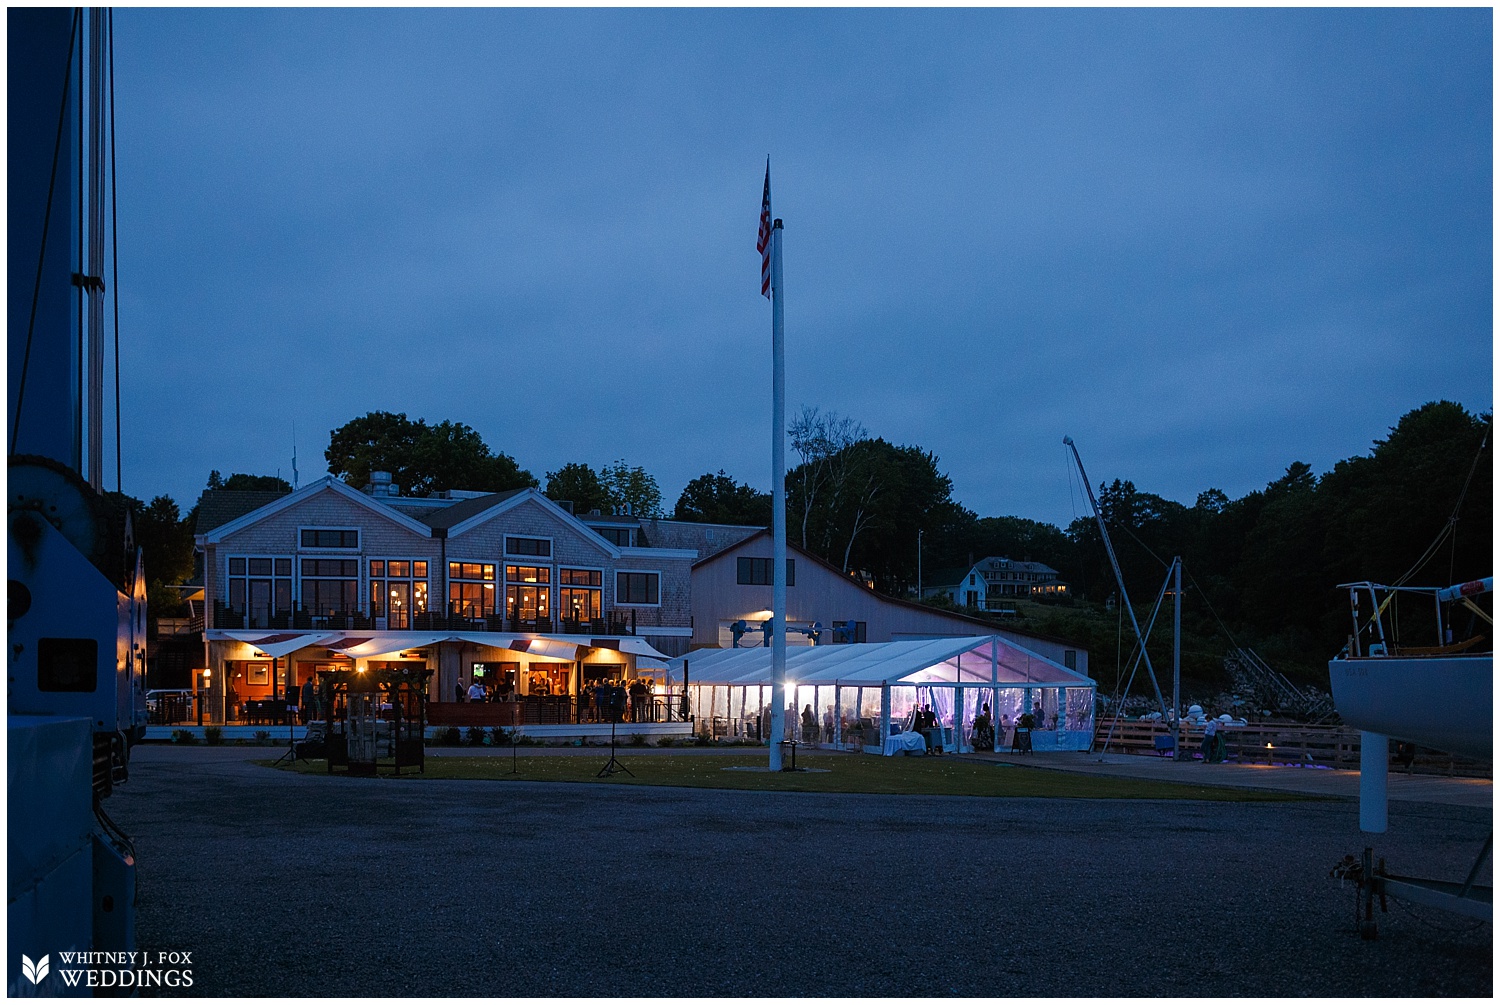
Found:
[975,556,1061,576]
[194,489,292,535]
[440,488,620,558]
[199,477,436,542]
[415,489,527,530]
[638,519,762,557]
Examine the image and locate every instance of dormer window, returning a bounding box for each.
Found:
[300,528,359,549]
[505,536,552,558]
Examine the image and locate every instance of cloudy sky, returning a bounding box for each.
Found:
[112,7,1491,526]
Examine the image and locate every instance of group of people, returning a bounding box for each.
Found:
[457,678,516,703]
[453,675,659,722]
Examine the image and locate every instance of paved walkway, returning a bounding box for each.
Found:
[965,750,1493,808]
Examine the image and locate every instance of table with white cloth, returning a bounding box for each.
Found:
[882,731,928,756]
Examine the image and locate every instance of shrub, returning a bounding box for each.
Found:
[629,732,648,746]
[434,726,462,746]
[490,726,514,746]
[656,736,674,748]
[203,726,224,745]
[465,725,489,746]
[253,730,272,744]
[692,732,711,747]
[169,729,198,745]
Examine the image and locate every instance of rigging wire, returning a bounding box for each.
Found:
[11,8,81,456]
[109,7,122,494]
[1393,419,1489,588]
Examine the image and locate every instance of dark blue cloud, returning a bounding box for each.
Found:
[112,8,1490,524]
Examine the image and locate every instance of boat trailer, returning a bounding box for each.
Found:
[1333,837,1492,940]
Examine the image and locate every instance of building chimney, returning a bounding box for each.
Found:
[365,470,398,497]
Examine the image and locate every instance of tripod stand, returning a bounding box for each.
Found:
[596,712,633,777]
[271,702,307,767]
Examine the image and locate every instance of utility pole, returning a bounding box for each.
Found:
[916,529,923,599]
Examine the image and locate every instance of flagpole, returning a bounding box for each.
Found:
[769,216,787,772]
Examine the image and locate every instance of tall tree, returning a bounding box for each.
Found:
[545,462,614,515]
[787,406,865,550]
[325,411,536,496]
[133,495,196,585]
[674,470,771,525]
[206,470,292,493]
[601,460,662,518]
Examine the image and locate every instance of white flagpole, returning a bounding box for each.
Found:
[768,217,787,771]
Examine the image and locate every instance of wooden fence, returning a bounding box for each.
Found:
[1092,717,1489,778]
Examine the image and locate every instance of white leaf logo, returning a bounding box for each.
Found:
[21,954,49,984]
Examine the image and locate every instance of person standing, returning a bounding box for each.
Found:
[973,703,994,752]
[467,679,486,703]
[301,677,316,723]
[455,680,466,703]
[1201,717,1219,763]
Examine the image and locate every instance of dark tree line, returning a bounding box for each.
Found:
[131,401,1488,674]
[1057,401,1490,659]
[669,400,1489,667]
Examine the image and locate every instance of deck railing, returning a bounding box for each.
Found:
[211,601,640,636]
[1092,717,1489,777]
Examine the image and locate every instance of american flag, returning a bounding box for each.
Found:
[757,160,772,299]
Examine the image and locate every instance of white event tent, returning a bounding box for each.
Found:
[671,636,1097,753]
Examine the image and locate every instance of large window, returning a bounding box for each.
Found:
[371,559,429,629]
[505,565,551,621]
[300,528,359,549]
[449,562,496,618]
[226,556,294,625]
[616,571,659,606]
[736,557,795,586]
[300,558,358,616]
[559,568,602,622]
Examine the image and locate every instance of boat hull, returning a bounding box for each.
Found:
[1328,654,1491,761]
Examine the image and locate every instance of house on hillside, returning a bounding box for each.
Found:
[690,531,1087,677]
[187,474,697,727]
[922,557,1069,610]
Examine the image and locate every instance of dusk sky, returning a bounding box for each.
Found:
[112,7,1491,528]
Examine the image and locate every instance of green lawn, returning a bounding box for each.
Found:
[267,753,1314,801]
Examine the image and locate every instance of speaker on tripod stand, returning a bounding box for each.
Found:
[597,684,633,777]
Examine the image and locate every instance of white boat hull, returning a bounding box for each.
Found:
[1328,654,1492,761]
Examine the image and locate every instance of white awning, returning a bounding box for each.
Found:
[325,634,453,659]
[212,632,339,658]
[211,630,670,663]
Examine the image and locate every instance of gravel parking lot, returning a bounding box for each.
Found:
[110,746,1490,997]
